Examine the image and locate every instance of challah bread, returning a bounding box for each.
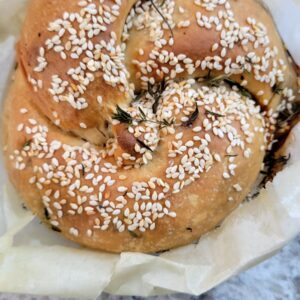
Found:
[3,0,298,252]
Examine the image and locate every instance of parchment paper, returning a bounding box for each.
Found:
[0,0,299,298]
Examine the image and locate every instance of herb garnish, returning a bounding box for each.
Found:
[44,207,50,220]
[154,249,170,255]
[150,79,166,113]
[272,83,284,95]
[112,105,133,124]
[148,0,174,38]
[202,72,253,99]
[128,230,141,238]
[205,109,225,118]
[260,154,291,188]
[81,164,86,176]
[182,106,199,127]
[225,154,238,157]
[224,78,252,98]
[137,138,153,152]
[205,72,228,87]
[112,105,174,128]
[161,118,175,127]
[51,226,61,233]
[257,100,299,190]
[277,104,300,127]
[245,57,252,64]
[138,107,147,120]
[23,139,32,148]
[133,91,146,103]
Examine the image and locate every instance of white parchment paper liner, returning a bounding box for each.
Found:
[0,0,299,298]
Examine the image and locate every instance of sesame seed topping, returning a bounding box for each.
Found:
[9,0,296,241]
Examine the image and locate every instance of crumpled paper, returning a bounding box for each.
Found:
[0,0,299,298]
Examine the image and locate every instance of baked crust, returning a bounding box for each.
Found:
[3,0,298,252]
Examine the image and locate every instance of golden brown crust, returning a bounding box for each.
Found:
[2,0,299,252]
[4,70,265,252]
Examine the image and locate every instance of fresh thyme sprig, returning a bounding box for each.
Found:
[272,83,284,95]
[51,226,62,233]
[268,82,285,106]
[81,164,86,176]
[133,91,146,102]
[132,79,166,112]
[202,71,253,99]
[137,138,153,152]
[23,139,32,149]
[112,105,174,128]
[259,153,291,188]
[204,71,228,87]
[205,109,225,118]
[150,78,166,113]
[182,106,199,127]
[128,230,141,238]
[245,57,252,64]
[143,0,174,38]
[277,103,300,127]
[112,106,133,124]
[225,154,238,157]
[258,100,299,190]
[44,207,50,220]
[224,78,252,98]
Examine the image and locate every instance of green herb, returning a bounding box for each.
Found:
[256,100,299,191]
[44,207,50,220]
[259,154,291,188]
[137,138,153,152]
[206,74,229,87]
[182,106,199,127]
[251,191,261,199]
[112,105,174,128]
[23,139,32,148]
[272,83,284,95]
[112,105,133,124]
[133,91,146,103]
[81,164,85,176]
[205,109,225,118]
[260,170,268,175]
[224,78,252,98]
[138,107,147,120]
[201,71,253,99]
[150,79,166,113]
[202,71,220,86]
[96,127,107,138]
[160,118,175,128]
[245,57,252,64]
[265,154,291,167]
[277,103,300,126]
[148,0,174,38]
[128,230,141,238]
[225,154,238,157]
[133,80,166,113]
[51,226,61,233]
[154,249,170,255]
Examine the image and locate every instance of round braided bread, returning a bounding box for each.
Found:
[3,0,298,252]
